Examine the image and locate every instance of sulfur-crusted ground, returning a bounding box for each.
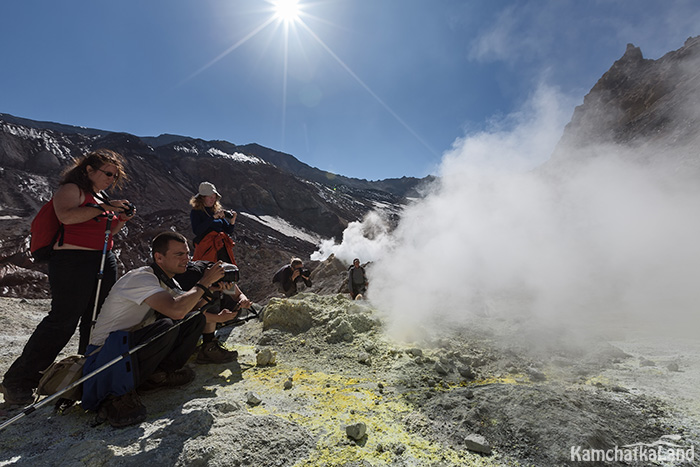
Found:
[0,294,698,466]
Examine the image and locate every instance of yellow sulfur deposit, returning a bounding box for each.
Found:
[223,366,505,466]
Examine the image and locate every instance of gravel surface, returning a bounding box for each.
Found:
[0,295,698,466]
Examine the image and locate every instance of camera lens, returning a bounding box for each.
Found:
[123,202,135,217]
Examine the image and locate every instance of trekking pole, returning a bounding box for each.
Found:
[90,212,114,331]
[0,310,203,432]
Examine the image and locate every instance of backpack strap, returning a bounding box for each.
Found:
[57,222,65,248]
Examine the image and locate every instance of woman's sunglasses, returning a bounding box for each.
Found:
[97,168,117,178]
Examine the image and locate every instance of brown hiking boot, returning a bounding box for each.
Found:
[0,383,35,406]
[97,390,147,428]
[139,366,196,393]
[196,340,238,364]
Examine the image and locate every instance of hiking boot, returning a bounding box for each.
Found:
[98,390,147,428]
[0,383,35,406]
[196,340,238,364]
[139,366,196,393]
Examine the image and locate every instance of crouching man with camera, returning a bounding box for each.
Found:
[272,257,312,297]
[81,231,238,428]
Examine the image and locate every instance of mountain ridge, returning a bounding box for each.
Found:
[0,112,421,300]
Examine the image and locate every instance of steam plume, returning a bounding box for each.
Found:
[316,85,700,340]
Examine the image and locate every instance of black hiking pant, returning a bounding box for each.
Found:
[3,250,117,390]
[350,283,366,299]
[131,312,205,387]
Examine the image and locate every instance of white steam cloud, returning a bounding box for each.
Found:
[311,211,393,265]
[315,84,700,341]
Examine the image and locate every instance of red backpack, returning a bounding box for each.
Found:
[30,198,64,262]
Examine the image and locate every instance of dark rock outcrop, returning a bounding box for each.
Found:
[551,35,700,170]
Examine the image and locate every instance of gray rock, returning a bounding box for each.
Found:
[357,351,371,365]
[458,365,476,380]
[527,367,547,382]
[434,362,451,375]
[345,312,378,334]
[246,392,263,406]
[464,434,492,455]
[406,348,423,358]
[326,317,354,343]
[346,422,367,441]
[393,443,406,455]
[256,348,277,366]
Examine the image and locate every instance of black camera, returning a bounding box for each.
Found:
[299,268,310,277]
[122,202,136,217]
[223,210,236,220]
[214,263,240,284]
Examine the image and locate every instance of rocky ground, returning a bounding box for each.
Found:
[0,294,698,466]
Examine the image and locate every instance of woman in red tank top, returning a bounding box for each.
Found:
[1,149,135,406]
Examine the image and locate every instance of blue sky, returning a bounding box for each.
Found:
[1,1,698,180]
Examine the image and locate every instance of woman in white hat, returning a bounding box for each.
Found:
[189,181,237,263]
[187,181,247,363]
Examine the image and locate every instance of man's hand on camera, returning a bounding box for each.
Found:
[200,260,226,287]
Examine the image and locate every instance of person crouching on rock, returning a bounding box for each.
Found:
[80,231,239,428]
[272,257,312,297]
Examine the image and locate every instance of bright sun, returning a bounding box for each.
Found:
[273,0,301,22]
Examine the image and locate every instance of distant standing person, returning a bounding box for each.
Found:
[272,258,312,297]
[189,181,236,264]
[348,258,368,300]
[1,149,134,406]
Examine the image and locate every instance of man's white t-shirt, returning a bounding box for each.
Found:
[89,266,180,347]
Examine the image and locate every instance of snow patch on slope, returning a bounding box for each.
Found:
[240,213,321,244]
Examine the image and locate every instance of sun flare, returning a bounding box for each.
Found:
[273,0,301,22]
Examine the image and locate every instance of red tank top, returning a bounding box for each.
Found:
[61,192,117,250]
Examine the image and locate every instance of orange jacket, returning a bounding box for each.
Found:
[192,231,236,264]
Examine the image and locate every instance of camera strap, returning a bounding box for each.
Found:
[149,262,220,314]
[85,191,121,223]
[150,262,183,293]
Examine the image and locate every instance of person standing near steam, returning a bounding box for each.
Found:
[189,182,236,264]
[348,258,369,300]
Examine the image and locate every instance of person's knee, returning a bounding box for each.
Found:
[39,315,82,340]
[190,312,206,335]
[154,317,175,332]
